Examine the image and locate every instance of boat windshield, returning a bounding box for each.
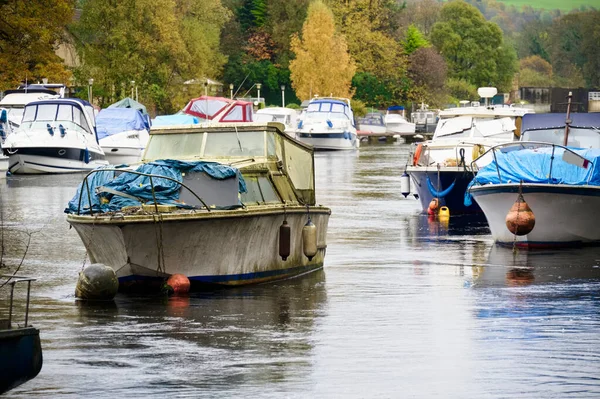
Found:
[144,130,276,160]
[4,106,24,125]
[255,113,290,125]
[433,116,516,140]
[20,103,93,135]
[522,127,600,148]
[306,101,352,121]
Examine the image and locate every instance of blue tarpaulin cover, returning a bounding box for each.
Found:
[522,113,600,133]
[65,160,247,214]
[465,147,600,206]
[152,114,200,127]
[96,108,150,140]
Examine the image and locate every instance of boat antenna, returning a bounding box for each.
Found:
[234,73,251,99]
[563,91,572,146]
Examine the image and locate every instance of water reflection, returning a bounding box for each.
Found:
[471,246,600,287]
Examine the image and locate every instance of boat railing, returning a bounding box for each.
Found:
[469,141,596,185]
[0,275,36,329]
[75,168,212,216]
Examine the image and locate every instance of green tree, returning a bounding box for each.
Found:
[73,0,230,113]
[403,25,430,55]
[431,0,517,92]
[0,0,74,90]
[290,1,355,100]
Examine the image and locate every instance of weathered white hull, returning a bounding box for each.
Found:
[357,124,387,135]
[68,207,330,287]
[296,132,359,150]
[470,183,600,247]
[99,129,148,165]
[7,153,108,174]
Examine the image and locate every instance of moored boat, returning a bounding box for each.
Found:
[255,107,298,137]
[65,122,330,290]
[384,105,416,137]
[467,111,600,248]
[296,97,359,150]
[406,88,533,214]
[0,276,43,394]
[96,107,150,165]
[2,98,108,174]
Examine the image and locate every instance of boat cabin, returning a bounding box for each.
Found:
[182,96,254,123]
[19,99,97,139]
[142,122,316,206]
[304,98,354,124]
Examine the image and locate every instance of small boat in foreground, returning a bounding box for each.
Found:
[2,98,108,174]
[296,97,359,150]
[0,276,42,394]
[65,122,330,290]
[467,110,600,247]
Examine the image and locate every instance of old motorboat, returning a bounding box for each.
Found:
[65,122,330,289]
[0,276,42,394]
[2,98,108,174]
[406,88,533,214]
[467,111,600,247]
[255,107,298,137]
[410,104,438,135]
[296,97,359,150]
[96,108,150,165]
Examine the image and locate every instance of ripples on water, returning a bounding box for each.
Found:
[1,143,599,398]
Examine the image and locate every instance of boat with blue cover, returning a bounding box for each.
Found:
[96,107,150,165]
[467,111,600,247]
[65,122,330,290]
[296,97,358,150]
[406,88,533,214]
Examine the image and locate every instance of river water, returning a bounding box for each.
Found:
[1,143,600,398]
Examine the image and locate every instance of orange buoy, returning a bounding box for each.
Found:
[427,198,439,215]
[413,143,423,166]
[166,274,190,295]
[505,194,535,236]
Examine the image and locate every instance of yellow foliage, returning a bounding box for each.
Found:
[289,1,356,101]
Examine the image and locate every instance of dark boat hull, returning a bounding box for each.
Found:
[408,168,481,214]
[0,327,43,394]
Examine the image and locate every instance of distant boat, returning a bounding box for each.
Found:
[296,97,359,150]
[2,98,108,174]
[410,104,438,134]
[0,276,42,394]
[384,106,416,136]
[96,108,150,165]
[357,112,387,135]
[255,107,298,136]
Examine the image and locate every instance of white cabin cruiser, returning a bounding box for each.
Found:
[2,98,108,174]
[0,87,61,173]
[96,108,150,165]
[296,97,359,150]
[255,107,298,137]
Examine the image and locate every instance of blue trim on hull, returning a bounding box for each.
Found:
[297,132,355,139]
[409,170,481,214]
[118,264,323,285]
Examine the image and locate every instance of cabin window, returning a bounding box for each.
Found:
[22,106,36,122]
[204,131,265,157]
[267,131,276,157]
[257,176,280,202]
[331,103,345,113]
[57,104,73,122]
[523,128,600,149]
[307,103,320,112]
[144,133,204,160]
[36,104,58,121]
